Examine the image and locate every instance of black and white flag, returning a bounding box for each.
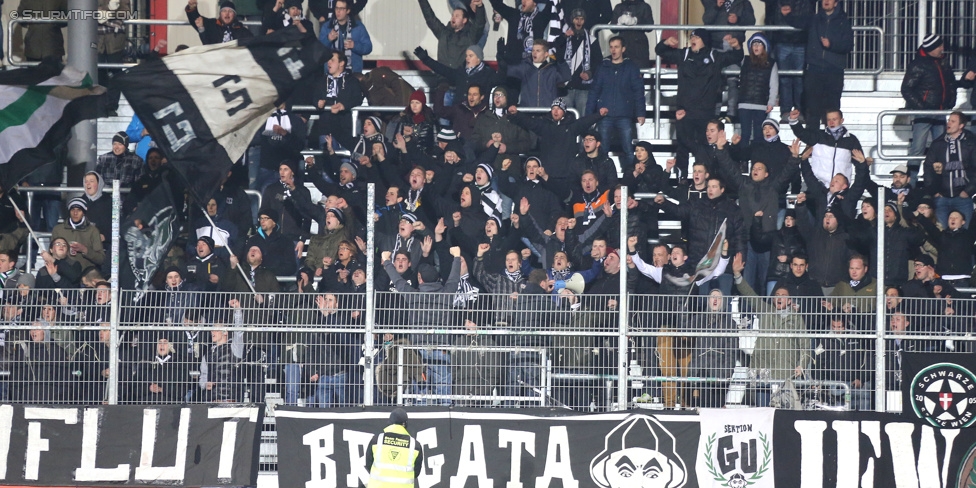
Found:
[115,29,327,203]
[119,179,182,299]
[0,59,104,187]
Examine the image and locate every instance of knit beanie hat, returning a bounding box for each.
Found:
[466,44,484,62]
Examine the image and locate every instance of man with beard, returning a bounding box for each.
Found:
[185,0,253,45]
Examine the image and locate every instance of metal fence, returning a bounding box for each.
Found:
[2,289,967,413]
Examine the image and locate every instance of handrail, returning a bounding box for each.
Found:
[593,24,885,138]
[6,18,261,68]
[875,109,976,161]
[293,105,580,140]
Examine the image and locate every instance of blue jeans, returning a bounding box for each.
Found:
[738,109,766,148]
[315,371,347,408]
[909,118,945,158]
[254,168,279,194]
[564,89,589,117]
[935,195,973,229]
[283,364,312,406]
[775,43,805,113]
[505,352,541,406]
[766,281,778,296]
[744,245,769,295]
[598,116,635,168]
[31,192,62,232]
[415,350,452,405]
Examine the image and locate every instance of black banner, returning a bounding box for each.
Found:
[0,404,262,486]
[773,409,976,488]
[120,179,182,296]
[902,352,976,429]
[275,408,701,488]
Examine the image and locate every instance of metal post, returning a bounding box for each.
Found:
[617,186,629,411]
[107,180,121,405]
[874,203,886,412]
[654,32,662,140]
[66,0,99,182]
[917,0,927,47]
[363,183,376,406]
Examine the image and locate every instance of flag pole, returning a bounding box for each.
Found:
[8,195,46,252]
[198,206,259,298]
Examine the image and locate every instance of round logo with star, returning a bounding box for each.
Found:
[911,362,976,428]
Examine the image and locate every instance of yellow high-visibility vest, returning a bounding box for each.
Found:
[368,424,419,487]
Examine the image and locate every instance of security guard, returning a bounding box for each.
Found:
[364,408,424,487]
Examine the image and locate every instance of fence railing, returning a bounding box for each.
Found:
[592,24,885,139]
[0,288,963,414]
[875,109,976,160]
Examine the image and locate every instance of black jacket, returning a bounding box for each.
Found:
[796,202,852,287]
[716,148,798,240]
[512,111,603,175]
[917,217,976,278]
[901,49,964,111]
[847,218,925,287]
[923,131,976,198]
[184,6,254,45]
[805,7,853,71]
[660,193,745,264]
[761,0,813,46]
[701,0,755,46]
[655,41,743,120]
[751,220,805,282]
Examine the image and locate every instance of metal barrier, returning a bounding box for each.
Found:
[875,109,976,161]
[6,18,261,68]
[292,105,580,141]
[2,288,959,414]
[593,24,885,139]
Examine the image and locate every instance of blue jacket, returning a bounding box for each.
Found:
[318,18,373,73]
[507,59,571,108]
[805,7,853,71]
[586,57,646,119]
[125,114,154,161]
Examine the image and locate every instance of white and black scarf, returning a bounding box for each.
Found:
[264,109,292,138]
[826,125,847,140]
[326,73,346,99]
[392,235,414,255]
[328,19,354,63]
[466,61,486,76]
[405,189,422,211]
[565,29,592,84]
[505,268,522,283]
[944,132,968,194]
[551,267,573,281]
[454,273,479,307]
[69,216,88,230]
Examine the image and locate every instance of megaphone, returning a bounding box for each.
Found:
[562,272,586,295]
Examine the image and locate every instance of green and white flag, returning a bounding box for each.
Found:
[0,59,105,187]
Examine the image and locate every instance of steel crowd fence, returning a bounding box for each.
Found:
[1,288,969,413]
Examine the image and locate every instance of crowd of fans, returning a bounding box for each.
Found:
[2,0,976,410]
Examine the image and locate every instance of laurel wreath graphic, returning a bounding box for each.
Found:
[704,432,772,486]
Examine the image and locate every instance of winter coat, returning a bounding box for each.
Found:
[490,0,551,63]
[509,282,570,347]
[813,334,868,385]
[730,135,794,185]
[185,252,228,292]
[473,257,525,328]
[805,7,853,72]
[51,219,106,271]
[434,99,490,142]
[923,131,976,198]
[384,257,461,346]
[800,157,869,222]
[585,57,646,119]
[260,180,324,243]
[917,217,976,278]
[511,111,604,179]
[304,224,352,270]
[846,218,925,287]
[792,119,863,185]
[762,0,813,46]
[795,202,852,288]
[22,0,67,60]
[655,41,743,120]
[506,58,572,108]
[558,31,602,90]
[418,0,486,69]
[738,57,778,109]
[244,225,298,277]
[138,353,191,402]
[660,193,745,264]
[701,0,755,46]
[423,55,504,103]
[688,310,738,381]
[259,110,307,171]
[901,49,962,111]
[319,17,373,73]
[752,222,806,282]
[735,277,811,381]
[609,0,654,69]
[98,0,130,54]
[185,4,254,45]
[471,103,537,166]
[715,148,798,240]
